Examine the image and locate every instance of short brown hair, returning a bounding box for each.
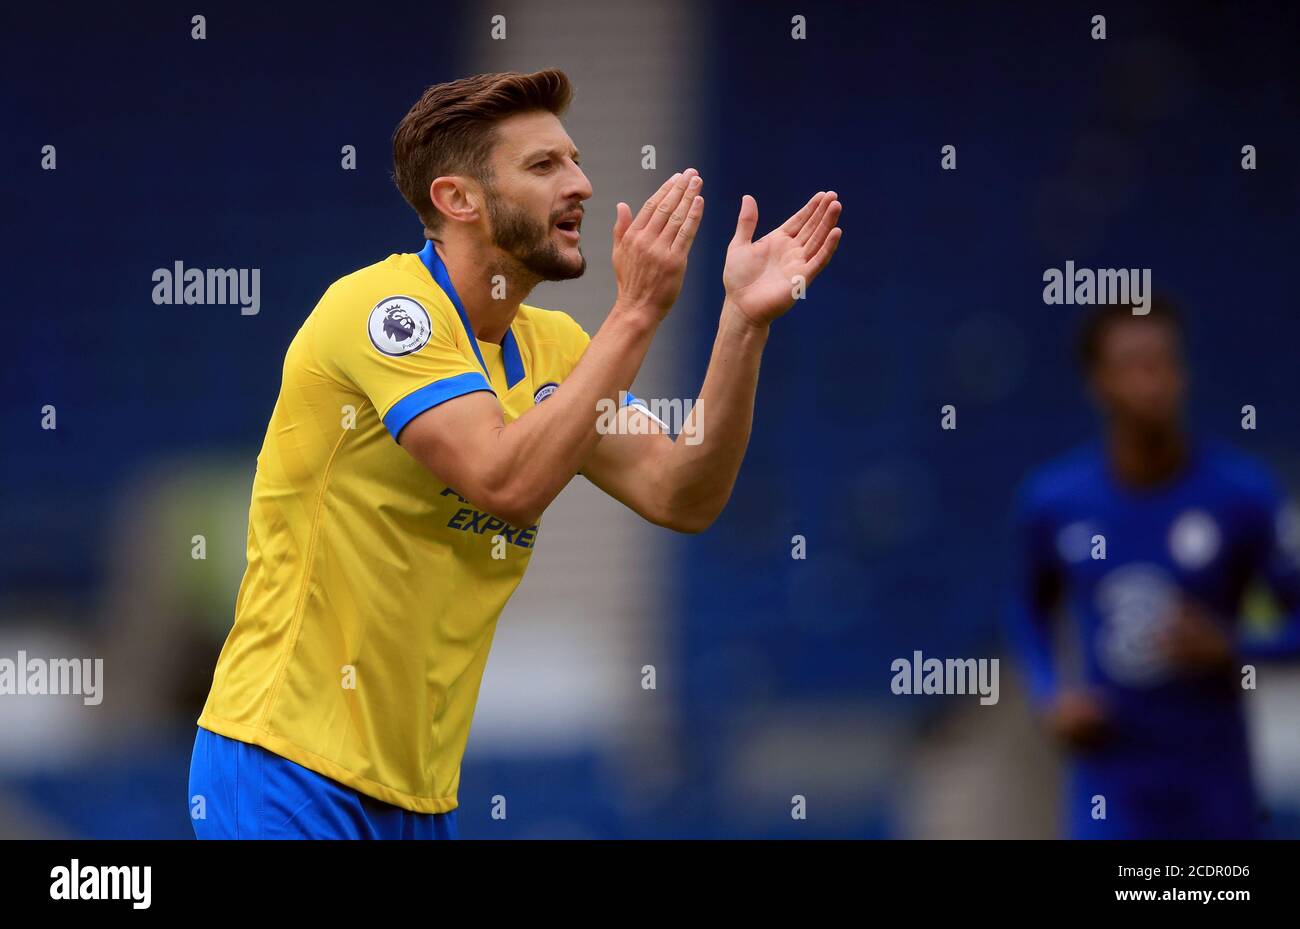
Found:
[392,69,573,239]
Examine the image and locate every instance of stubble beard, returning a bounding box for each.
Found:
[484,184,586,284]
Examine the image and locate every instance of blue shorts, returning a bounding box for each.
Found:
[188,726,458,840]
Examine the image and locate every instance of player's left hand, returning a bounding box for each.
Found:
[723,191,842,327]
[1160,597,1237,676]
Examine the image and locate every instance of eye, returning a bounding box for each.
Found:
[531,159,552,171]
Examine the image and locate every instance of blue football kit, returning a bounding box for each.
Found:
[1007,438,1300,838]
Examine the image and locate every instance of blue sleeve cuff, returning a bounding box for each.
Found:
[384,371,494,440]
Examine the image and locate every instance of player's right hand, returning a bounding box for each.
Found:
[611,168,704,321]
[1160,597,1236,677]
[1045,689,1111,751]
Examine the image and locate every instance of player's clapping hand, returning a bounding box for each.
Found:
[1045,689,1112,751]
[722,191,843,327]
[612,168,705,321]
[1161,598,1237,676]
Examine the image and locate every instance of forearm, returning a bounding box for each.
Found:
[656,297,770,526]
[491,302,658,522]
[1004,600,1061,710]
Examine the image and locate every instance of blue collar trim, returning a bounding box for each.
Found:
[417,241,526,389]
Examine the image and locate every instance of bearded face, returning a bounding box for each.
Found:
[483,180,586,282]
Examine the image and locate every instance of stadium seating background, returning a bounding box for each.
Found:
[2,0,1298,838]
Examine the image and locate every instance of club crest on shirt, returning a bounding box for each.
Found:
[534,382,559,404]
[368,296,431,357]
[1167,509,1221,570]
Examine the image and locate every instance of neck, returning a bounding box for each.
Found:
[1105,418,1188,488]
[434,239,540,344]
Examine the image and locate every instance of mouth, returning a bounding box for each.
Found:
[554,213,583,243]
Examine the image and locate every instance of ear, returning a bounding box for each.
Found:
[428,176,482,226]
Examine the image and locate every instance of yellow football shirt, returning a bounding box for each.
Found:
[197,240,597,813]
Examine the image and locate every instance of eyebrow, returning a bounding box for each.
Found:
[521,146,581,164]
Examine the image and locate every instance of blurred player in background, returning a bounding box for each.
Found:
[1007,297,1300,839]
[188,69,843,839]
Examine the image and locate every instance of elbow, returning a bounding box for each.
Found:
[650,479,734,534]
[499,507,545,531]
[477,481,546,530]
[493,483,551,535]
[402,433,546,528]
[669,515,715,535]
[482,491,544,531]
[656,499,723,535]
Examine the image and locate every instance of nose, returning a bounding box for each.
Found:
[566,160,593,203]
